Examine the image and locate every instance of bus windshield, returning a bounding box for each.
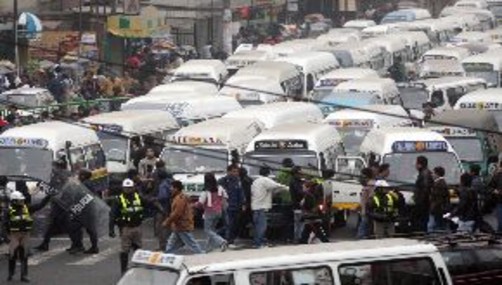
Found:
[244,151,318,176]
[448,138,484,162]
[383,152,462,185]
[117,268,179,285]
[340,129,369,155]
[97,132,128,162]
[463,62,497,86]
[161,146,228,173]
[0,148,53,182]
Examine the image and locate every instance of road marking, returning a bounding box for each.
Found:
[67,245,120,266]
[29,245,67,266]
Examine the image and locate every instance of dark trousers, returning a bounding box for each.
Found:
[225,209,240,244]
[68,219,98,249]
[412,207,429,233]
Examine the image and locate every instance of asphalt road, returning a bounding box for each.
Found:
[0,216,358,285]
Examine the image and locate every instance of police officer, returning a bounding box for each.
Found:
[6,191,49,282]
[367,181,399,238]
[109,179,147,274]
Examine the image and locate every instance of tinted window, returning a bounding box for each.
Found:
[187,274,234,285]
[339,258,440,285]
[250,266,333,285]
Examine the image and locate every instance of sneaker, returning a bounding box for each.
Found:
[227,244,238,250]
[68,246,85,255]
[220,242,228,252]
[84,247,99,254]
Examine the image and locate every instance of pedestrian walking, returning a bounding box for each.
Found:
[357,168,375,239]
[488,161,502,233]
[251,166,288,248]
[289,166,305,243]
[5,191,49,282]
[197,173,228,252]
[299,181,329,244]
[451,173,479,233]
[367,181,398,238]
[218,165,245,248]
[239,167,254,239]
[155,169,172,251]
[163,181,204,254]
[413,156,433,232]
[427,167,449,233]
[109,179,148,274]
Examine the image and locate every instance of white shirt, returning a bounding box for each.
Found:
[251,176,288,211]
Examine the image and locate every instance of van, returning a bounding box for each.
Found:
[161,118,263,197]
[118,239,453,285]
[343,19,376,30]
[403,19,457,44]
[275,52,339,98]
[392,31,431,60]
[121,96,242,127]
[172,60,228,86]
[317,31,361,46]
[243,122,343,177]
[462,49,502,87]
[327,42,370,68]
[415,77,487,113]
[353,40,389,74]
[454,0,489,9]
[149,81,218,96]
[419,59,466,79]
[420,46,471,63]
[312,68,379,100]
[426,110,501,176]
[0,121,107,190]
[454,88,502,113]
[225,50,274,76]
[270,39,322,57]
[324,104,418,155]
[381,8,432,24]
[361,24,400,38]
[451,31,492,44]
[81,110,179,183]
[332,78,400,105]
[223,102,323,129]
[367,35,410,65]
[219,61,302,105]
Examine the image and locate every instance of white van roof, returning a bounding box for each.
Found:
[421,47,470,61]
[454,88,502,110]
[462,50,502,70]
[393,31,431,46]
[420,59,465,76]
[226,50,273,63]
[453,31,492,44]
[147,81,218,96]
[219,75,285,102]
[360,127,454,155]
[274,51,340,72]
[236,61,299,82]
[0,121,100,151]
[2,87,50,95]
[318,68,379,81]
[178,239,436,273]
[82,110,179,135]
[334,78,398,96]
[343,19,376,29]
[246,122,341,153]
[223,102,323,129]
[367,35,407,53]
[171,118,263,149]
[174,59,227,80]
[121,96,242,120]
[362,24,400,36]
[324,104,414,128]
[122,92,215,108]
[418,76,486,90]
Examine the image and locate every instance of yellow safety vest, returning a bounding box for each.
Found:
[119,193,144,223]
[373,194,397,216]
[9,205,33,232]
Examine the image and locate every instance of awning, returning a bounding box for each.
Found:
[107,5,169,39]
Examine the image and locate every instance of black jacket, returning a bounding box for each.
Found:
[454,187,479,222]
[289,177,304,210]
[414,169,433,210]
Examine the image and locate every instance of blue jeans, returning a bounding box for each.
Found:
[357,215,369,239]
[293,210,304,242]
[165,232,204,254]
[204,213,226,252]
[253,210,267,247]
[225,209,240,244]
[497,204,502,232]
[427,214,445,233]
[457,220,475,233]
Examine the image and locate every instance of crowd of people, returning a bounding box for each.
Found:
[357,156,502,239]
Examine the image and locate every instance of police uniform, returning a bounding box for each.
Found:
[109,179,145,274]
[368,181,398,238]
[6,191,48,282]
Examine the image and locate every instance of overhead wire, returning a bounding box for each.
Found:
[0,38,494,187]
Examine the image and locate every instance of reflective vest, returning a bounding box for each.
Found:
[9,205,33,232]
[118,193,144,225]
[373,194,397,217]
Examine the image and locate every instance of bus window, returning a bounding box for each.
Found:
[84,144,106,170]
[430,90,445,107]
[187,274,234,285]
[250,266,333,285]
[70,148,85,172]
[339,258,440,285]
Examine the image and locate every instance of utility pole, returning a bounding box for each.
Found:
[13,0,19,76]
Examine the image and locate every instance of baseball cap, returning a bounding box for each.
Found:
[374,180,389,188]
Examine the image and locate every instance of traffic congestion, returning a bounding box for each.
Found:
[3,0,502,284]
